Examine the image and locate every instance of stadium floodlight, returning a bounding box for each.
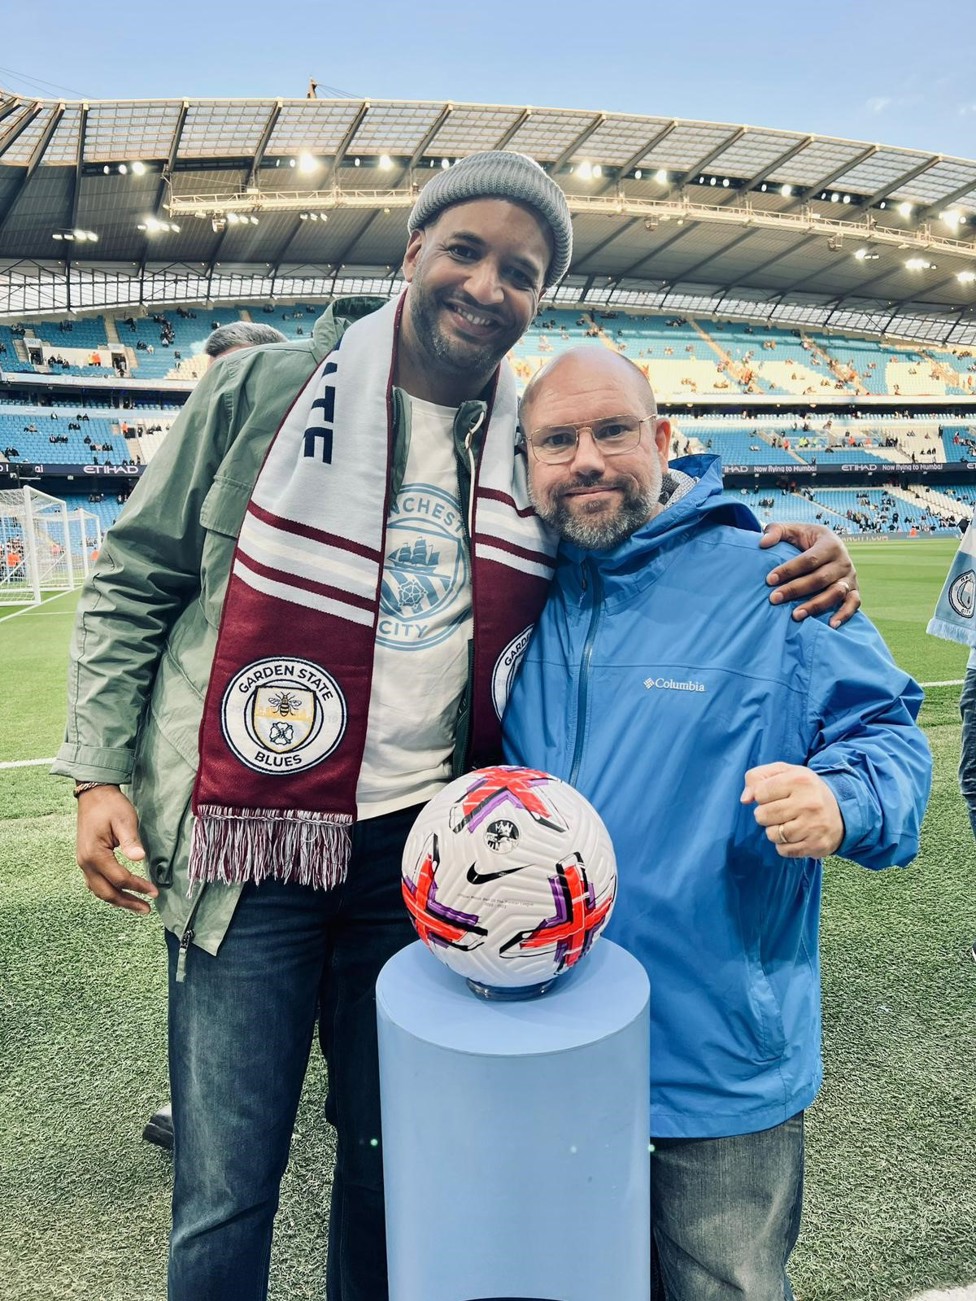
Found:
[905,257,934,270]
[831,192,840,203]
[441,158,451,169]
[576,162,594,180]
[898,201,913,218]
[780,184,791,197]
[940,209,964,230]
[379,154,393,170]
[854,248,879,261]
[131,161,147,175]
[298,153,320,174]
[842,194,852,204]
[655,169,668,184]
[957,270,976,284]
[138,217,179,234]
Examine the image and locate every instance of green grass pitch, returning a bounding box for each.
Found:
[0,536,973,1300]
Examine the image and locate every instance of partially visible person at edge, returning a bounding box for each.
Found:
[502,348,931,1301]
[53,151,860,1301]
[927,513,976,960]
[202,319,287,363]
[141,318,287,1154]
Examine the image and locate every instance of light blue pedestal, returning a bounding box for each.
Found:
[376,940,650,1301]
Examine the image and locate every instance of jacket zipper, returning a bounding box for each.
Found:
[175,890,206,983]
[463,409,485,543]
[456,409,485,769]
[569,560,602,786]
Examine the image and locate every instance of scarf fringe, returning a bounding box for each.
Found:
[927,617,976,648]
[189,805,353,891]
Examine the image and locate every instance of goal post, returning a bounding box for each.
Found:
[65,506,103,582]
[0,486,89,605]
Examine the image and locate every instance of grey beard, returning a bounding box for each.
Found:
[530,475,661,551]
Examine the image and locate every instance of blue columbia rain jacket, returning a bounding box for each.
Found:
[503,455,931,1139]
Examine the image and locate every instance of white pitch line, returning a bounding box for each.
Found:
[907,1286,976,1301]
[0,757,55,769]
[0,588,78,623]
[920,679,964,688]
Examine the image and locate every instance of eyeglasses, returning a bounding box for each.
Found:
[523,414,653,465]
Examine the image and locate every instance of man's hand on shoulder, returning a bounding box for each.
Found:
[759,522,859,628]
[741,762,844,859]
[75,785,157,915]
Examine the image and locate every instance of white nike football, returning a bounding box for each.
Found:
[401,766,617,998]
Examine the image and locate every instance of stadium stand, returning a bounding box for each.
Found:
[2,304,973,538]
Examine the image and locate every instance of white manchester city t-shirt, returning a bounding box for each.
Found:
[356,396,473,818]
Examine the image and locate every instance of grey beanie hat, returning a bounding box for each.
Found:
[407,150,573,288]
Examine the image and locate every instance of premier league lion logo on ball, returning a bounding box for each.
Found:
[401,766,617,998]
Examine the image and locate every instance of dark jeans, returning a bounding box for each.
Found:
[650,1114,804,1301]
[960,665,976,841]
[166,804,419,1301]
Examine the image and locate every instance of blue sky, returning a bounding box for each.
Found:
[2,0,975,158]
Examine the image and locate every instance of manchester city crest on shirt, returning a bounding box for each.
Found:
[220,658,347,774]
[378,483,470,650]
[948,568,976,620]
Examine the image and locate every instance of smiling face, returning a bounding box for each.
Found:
[522,348,671,551]
[397,198,551,406]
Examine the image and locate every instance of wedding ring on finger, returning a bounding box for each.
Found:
[838,580,851,596]
[779,824,790,845]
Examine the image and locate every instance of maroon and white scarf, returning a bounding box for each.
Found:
[189,295,556,890]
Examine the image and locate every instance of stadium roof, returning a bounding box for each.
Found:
[2,92,976,344]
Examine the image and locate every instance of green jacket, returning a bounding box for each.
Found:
[54,297,497,958]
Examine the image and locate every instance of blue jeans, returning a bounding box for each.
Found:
[166,804,419,1301]
[650,1114,804,1301]
[960,666,976,840]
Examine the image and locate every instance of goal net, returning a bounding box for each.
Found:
[0,487,100,606]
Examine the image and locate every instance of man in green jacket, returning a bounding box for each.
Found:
[54,151,859,1301]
